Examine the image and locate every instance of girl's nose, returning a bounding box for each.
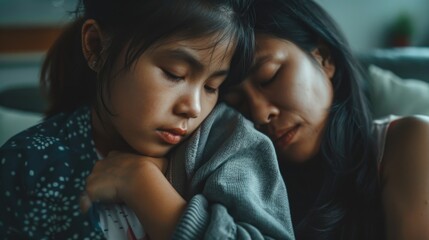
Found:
[174,89,201,119]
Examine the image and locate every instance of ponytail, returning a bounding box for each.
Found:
[41,17,96,118]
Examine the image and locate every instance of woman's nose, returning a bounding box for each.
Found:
[245,86,279,125]
[174,89,201,119]
[250,99,278,125]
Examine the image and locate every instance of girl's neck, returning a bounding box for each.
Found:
[91,107,132,157]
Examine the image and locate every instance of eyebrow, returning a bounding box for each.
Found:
[163,48,229,78]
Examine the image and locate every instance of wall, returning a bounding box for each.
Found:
[0,0,77,53]
[0,0,77,27]
[1,0,428,52]
[315,0,429,52]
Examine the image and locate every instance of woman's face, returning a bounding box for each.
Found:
[93,35,234,157]
[225,34,335,163]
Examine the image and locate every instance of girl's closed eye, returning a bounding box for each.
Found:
[162,68,185,82]
[204,84,219,94]
[205,77,225,94]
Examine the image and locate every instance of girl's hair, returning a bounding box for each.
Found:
[253,0,384,239]
[41,0,254,117]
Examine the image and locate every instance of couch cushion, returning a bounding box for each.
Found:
[0,85,45,146]
[368,64,429,119]
[0,85,46,113]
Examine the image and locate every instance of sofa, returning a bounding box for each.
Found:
[358,47,429,119]
[0,47,428,145]
[0,53,46,145]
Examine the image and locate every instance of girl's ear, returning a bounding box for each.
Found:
[311,44,336,79]
[82,19,104,71]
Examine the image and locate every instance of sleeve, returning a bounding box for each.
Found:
[0,138,51,239]
[171,103,295,239]
[0,136,104,239]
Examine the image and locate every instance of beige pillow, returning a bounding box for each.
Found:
[368,65,429,118]
[0,106,42,146]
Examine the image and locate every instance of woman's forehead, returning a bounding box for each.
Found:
[253,39,292,67]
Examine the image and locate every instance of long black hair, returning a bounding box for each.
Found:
[41,0,254,117]
[253,0,384,239]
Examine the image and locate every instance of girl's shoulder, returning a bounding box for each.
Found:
[0,106,97,188]
[1,106,93,151]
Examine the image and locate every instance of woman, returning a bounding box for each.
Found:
[225,0,429,239]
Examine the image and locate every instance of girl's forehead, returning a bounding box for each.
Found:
[154,34,236,57]
[146,38,233,69]
[163,32,236,49]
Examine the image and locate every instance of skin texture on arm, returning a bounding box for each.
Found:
[82,151,186,240]
[79,12,238,240]
[82,104,295,240]
[381,115,429,240]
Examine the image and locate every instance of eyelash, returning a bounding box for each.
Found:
[163,70,184,81]
[259,71,278,87]
[204,85,218,94]
[163,69,218,94]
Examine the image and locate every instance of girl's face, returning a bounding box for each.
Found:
[225,34,335,163]
[93,35,234,157]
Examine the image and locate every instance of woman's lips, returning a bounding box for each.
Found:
[273,126,299,148]
[157,128,187,145]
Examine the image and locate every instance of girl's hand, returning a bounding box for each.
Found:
[80,151,168,213]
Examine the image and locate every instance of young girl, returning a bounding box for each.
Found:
[225,0,429,239]
[0,0,295,239]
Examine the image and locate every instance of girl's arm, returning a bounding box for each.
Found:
[381,115,429,240]
[82,151,186,240]
[83,104,295,240]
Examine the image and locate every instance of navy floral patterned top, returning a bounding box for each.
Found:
[0,103,296,240]
[0,106,105,239]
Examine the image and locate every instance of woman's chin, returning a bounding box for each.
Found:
[277,151,311,165]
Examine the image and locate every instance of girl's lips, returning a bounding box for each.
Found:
[274,126,299,148]
[157,128,187,145]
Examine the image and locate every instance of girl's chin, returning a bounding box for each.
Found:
[126,141,171,158]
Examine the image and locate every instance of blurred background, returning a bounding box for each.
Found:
[0,0,428,145]
[0,0,78,144]
[315,0,429,51]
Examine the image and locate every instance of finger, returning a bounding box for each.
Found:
[106,150,121,158]
[79,191,92,213]
[85,177,120,203]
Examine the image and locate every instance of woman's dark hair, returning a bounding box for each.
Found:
[41,0,254,117]
[253,0,384,239]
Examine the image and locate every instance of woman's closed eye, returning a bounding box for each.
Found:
[259,77,275,87]
[258,70,278,88]
[253,63,280,88]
